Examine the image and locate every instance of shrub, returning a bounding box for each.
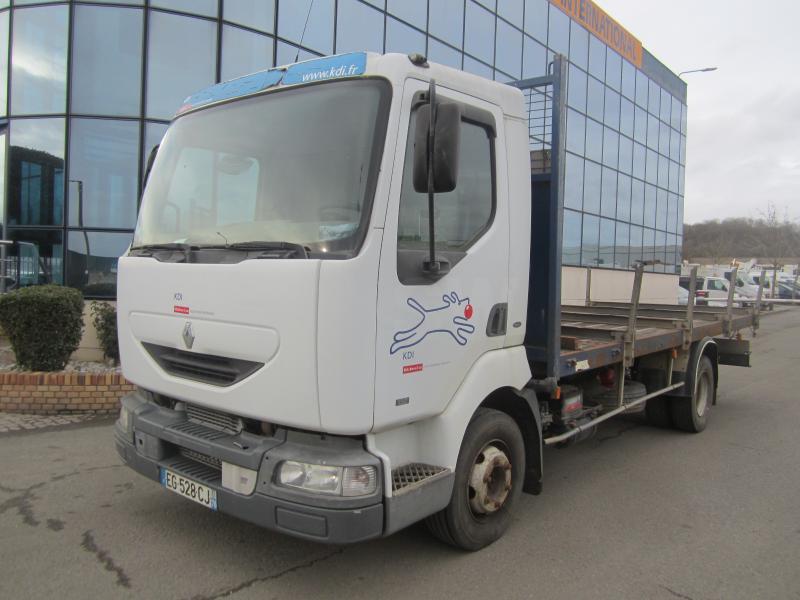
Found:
[90,301,119,363]
[0,285,84,371]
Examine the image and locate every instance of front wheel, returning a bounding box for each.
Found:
[670,355,715,433]
[425,408,525,551]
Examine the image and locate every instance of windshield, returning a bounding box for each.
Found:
[133,79,390,258]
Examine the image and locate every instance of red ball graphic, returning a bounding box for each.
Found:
[464,304,473,320]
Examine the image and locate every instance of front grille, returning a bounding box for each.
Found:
[142,342,263,387]
[392,463,449,494]
[186,403,243,435]
[179,447,222,471]
[166,457,221,485]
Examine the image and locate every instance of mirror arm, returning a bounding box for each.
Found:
[422,79,450,279]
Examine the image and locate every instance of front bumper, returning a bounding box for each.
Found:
[114,392,383,544]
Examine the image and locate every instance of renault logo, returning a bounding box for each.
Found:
[182,322,195,350]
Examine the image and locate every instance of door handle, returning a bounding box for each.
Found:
[486,303,508,337]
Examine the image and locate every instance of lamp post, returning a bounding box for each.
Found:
[678,67,718,77]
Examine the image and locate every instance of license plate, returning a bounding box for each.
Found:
[160,468,217,511]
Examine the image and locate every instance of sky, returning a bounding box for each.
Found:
[599,0,800,224]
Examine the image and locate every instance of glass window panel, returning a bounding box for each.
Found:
[68,119,140,229]
[74,0,142,3]
[10,5,68,115]
[564,153,584,210]
[655,229,666,262]
[633,104,647,145]
[276,41,320,65]
[618,135,632,175]
[659,122,670,156]
[71,6,143,117]
[221,26,273,82]
[599,218,615,268]
[602,127,618,169]
[670,95,682,131]
[656,188,668,230]
[569,22,588,70]
[224,0,274,33]
[495,19,522,78]
[523,0,547,44]
[0,12,7,116]
[644,184,656,228]
[581,213,599,267]
[585,118,603,164]
[588,35,605,80]
[562,209,582,266]
[566,109,585,155]
[617,173,631,221]
[385,17,425,55]
[619,97,634,138]
[66,231,132,297]
[629,224,642,264]
[583,160,600,214]
[600,166,616,218]
[278,0,334,54]
[142,122,169,181]
[429,0,464,48]
[463,56,492,78]
[0,132,5,235]
[648,79,660,116]
[363,0,385,8]
[680,103,688,135]
[146,12,216,120]
[632,142,646,181]
[621,59,635,100]
[677,201,684,234]
[658,155,669,189]
[670,128,680,161]
[464,1,495,63]
[660,89,672,123]
[427,38,462,69]
[642,227,655,261]
[680,135,686,166]
[604,87,620,129]
[11,0,62,5]
[667,193,678,233]
[547,3,569,56]
[646,148,658,185]
[387,0,426,29]
[475,0,496,10]
[669,160,679,193]
[679,166,685,195]
[493,71,513,83]
[6,228,64,286]
[567,64,587,112]
[615,221,629,269]
[630,178,644,225]
[8,118,65,226]
[522,34,546,79]
[606,49,621,91]
[586,77,604,122]
[647,114,659,151]
[635,70,648,108]
[336,0,384,54]
[151,0,217,17]
[498,0,524,24]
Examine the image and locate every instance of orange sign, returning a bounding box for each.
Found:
[549,0,643,68]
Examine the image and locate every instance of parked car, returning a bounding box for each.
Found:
[679,276,747,307]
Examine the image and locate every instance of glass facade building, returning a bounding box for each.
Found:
[0,0,686,297]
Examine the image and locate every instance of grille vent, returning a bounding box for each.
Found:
[142,342,263,387]
[167,457,221,485]
[186,403,243,435]
[179,447,222,471]
[392,463,448,494]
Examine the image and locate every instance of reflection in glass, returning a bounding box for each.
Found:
[646,148,658,185]
[522,35,546,79]
[618,135,632,175]
[0,12,8,116]
[635,70,648,108]
[588,35,605,81]
[498,0,524,24]
[142,122,169,187]
[563,209,582,266]
[581,214,599,267]
[583,161,601,215]
[569,22,588,70]
[620,97,634,138]
[387,0,426,29]
[523,0,547,44]
[605,50,621,91]
[67,231,132,297]
[463,56,492,79]
[656,189,668,230]
[146,12,217,119]
[427,38,462,70]
[632,142,646,181]
[495,19,522,78]
[587,77,604,122]
[615,222,629,269]
[9,118,65,226]
[429,0,464,48]
[621,60,635,100]
[277,0,334,55]
[386,17,425,55]
[567,65,586,113]
[629,225,642,265]
[337,0,384,54]
[224,0,274,33]
[585,118,603,164]
[464,1,495,64]
[644,184,656,229]
[221,25,273,82]
[68,119,140,229]
[630,179,644,225]
[648,79,660,116]
[6,228,64,286]
[276,42,320,66]
[564,153,584,210]
[72,6,143,117]
[604,87,620,129]
[617,173,631,222]
[633,105,647,144]
[10,5,69,115]
[600,167,616,218]
[547,3,569,56]
[566,110,585,156]
[602,128,618,169]
[151,0,217,17]
[599,218,615,268]
[0,132,5,236]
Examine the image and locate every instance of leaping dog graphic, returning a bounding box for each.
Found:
[390,292,476,355]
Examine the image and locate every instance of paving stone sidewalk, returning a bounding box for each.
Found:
[0,412,97,433]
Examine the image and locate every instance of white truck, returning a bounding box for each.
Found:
[115,52,756,550]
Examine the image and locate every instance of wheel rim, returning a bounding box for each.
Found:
[695,369,710,417]
[467,442,512,516]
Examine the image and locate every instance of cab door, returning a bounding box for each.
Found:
[374,79,510,431]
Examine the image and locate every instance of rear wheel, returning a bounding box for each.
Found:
[670,356,715,433]
[425,408,525,551]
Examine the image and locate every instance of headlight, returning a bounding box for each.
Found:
[277,461,377,497]
[118,405,131,433]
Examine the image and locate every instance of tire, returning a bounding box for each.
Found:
[425,408,525,551]
[645,396,673,428]
[670,355,715,433]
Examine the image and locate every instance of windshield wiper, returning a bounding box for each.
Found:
[209,241,310,259]
[129,242,195,262]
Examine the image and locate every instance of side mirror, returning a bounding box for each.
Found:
[143,144,160,188]
[412,103,461,194]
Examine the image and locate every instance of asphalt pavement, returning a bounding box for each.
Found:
[1,310,799,599]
